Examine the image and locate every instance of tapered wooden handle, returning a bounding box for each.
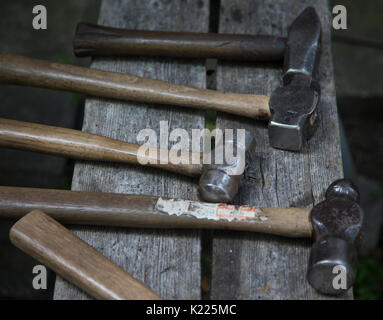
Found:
[74,22,286,62]
[0,118,202,177]
[0,53,270,119]
[0,186,313,238]
[9,210,162,300]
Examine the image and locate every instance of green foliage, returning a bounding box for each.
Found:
[205,110,217,132]
[57,52,70,65]
[354,254,383,300]
[370,183,383,200]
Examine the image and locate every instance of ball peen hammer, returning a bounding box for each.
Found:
[0,117,254,203]
[0,9,321,151]
[9,210,161,300]
[73,6,322,151]
[0,179,363,295]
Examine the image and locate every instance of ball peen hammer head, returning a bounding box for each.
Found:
[198,131,255,203]
[268,7,321,151]
[307,179,364,296]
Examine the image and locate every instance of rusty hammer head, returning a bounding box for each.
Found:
[307,179,364,295]
[198,130,255,203]
[268,7,321,151]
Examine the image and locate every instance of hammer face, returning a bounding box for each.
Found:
[198,131,255,203]
[308,183,364,295]
[268,84,319,151]
[307,236,357,295]
[198,169,240,203]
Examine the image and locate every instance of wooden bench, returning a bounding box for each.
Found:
[54,0,350,300]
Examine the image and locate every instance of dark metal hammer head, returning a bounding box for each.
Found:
[307,179,364,295]
[268,7,322,151]
[198,131,255,203]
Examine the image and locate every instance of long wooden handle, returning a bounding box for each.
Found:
[74,23,286,62]
[0,53,270,119]
[10,210,162,300]
[0,186,312,238]
[0,118,202,177]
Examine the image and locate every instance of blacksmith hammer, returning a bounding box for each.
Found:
[0,9,321,151]
[0,179,363,295]
[10,210,161,300]
[74,8,309,62]
[0,117,254,203]
[74,6,322,151]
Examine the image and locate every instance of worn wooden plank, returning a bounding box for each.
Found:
[211,0,352,299]
[54,0,209,300]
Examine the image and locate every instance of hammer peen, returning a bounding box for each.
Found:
[0,8,321,151]
[0,118,254,203]
[0,179,363,295]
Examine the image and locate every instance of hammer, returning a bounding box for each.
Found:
[0,179,363,295]
[10,210,161,300]
[0,8,321,151]
[73,7,313,62]
[0,117,254,203]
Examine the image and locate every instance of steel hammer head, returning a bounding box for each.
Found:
[307,179,364,295]
[268,7,321,151]
[198,130,255,203]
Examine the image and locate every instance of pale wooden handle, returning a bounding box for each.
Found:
[0,118,202,177]
[1,186,312,238]
[9,210,162,300]
[0,53,270,119]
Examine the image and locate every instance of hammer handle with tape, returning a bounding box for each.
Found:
[0,186,312,238]
[74,23,286,61]
[10,210,161,300]
[0,53,270,119]
[0,118,202,177]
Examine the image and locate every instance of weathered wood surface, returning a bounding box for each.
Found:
[52,0,347,300]
[211,0,351,299]
[54,0,209,300]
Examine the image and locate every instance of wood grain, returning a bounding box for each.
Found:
[0,53,270,119]
[10,210,161,300]
[210,0,351,300]
[0,186,312,238]
[54,0,209,300]
[74,22,285,61]
[0,118,202,177]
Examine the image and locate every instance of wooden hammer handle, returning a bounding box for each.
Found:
[74,23,286,61]
[9,210,162,300]
[0,53,270,119]
[0,186,312,238]
[0,118,202,177]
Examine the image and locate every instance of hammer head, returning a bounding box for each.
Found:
[198,130,255,203]
[307,179,364,295]
[268,7,321,151]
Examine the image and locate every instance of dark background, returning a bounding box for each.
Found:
[0,0,382,299]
